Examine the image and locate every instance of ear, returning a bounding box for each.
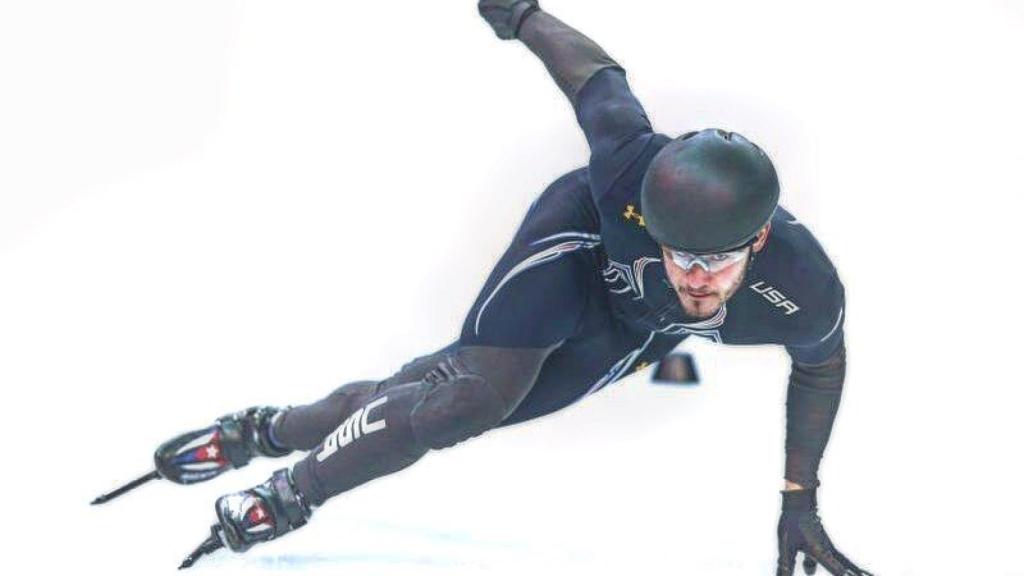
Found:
[752,223,772,253]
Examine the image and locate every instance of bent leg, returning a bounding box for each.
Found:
[271,347,455,451]
[288,168,603,506]
[271,381,379,451]
[291,345,554,506]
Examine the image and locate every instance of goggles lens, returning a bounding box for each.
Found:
[668,246,749,273]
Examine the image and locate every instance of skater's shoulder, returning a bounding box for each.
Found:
[742,206,844,355]
[758,206,839,281]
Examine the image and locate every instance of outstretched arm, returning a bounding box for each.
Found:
[783,272,847,489]
[783,346,846,490]
[777,276,874,575]
[776,344,873,576]
[480,2,654,193]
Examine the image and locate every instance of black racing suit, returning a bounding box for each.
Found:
[276,10,847,507]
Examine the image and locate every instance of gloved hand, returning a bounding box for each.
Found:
[478,0,540,40]
[776,489,874,576]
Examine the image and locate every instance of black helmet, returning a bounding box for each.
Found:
[640,128,779,254]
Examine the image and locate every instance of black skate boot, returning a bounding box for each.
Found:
[179,468,313,568]
[154,406,293,485]
[91,406,293,505]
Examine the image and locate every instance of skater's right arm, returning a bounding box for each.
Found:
[479,2,655,197]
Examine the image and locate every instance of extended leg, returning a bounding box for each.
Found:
[291,345,554,506]
[201,168,610,558]
[200,343,558,559]
[270,347,456,451]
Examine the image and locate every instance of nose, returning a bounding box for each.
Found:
[682,264,712,289]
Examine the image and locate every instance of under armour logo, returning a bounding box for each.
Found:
[623,204,646,227]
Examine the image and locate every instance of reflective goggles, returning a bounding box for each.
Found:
[666,245,751,273]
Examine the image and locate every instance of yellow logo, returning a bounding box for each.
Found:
[623,204,646,228]
[634,361,650,372]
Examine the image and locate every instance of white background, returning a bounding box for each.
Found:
[2,1,1022,574]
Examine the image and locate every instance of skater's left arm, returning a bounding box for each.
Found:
[782,268,847,490]
[776,344,874,574]
[782,345,846,490]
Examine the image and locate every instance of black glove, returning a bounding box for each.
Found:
[776,489,873,576]
[478,0,540,40]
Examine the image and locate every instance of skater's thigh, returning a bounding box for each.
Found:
[460,168,602,349]
[500,326,682,426]
[378,344,458,390]
[284,169,605,446]
[389,169,602,390]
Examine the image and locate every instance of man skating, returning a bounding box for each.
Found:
[96,3,872,574]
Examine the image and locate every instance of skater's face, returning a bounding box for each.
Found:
[661,225,771,319]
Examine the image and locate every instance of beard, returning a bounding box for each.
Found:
[672,263,750,320]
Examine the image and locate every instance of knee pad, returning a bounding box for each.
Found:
[409,354,510,450]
